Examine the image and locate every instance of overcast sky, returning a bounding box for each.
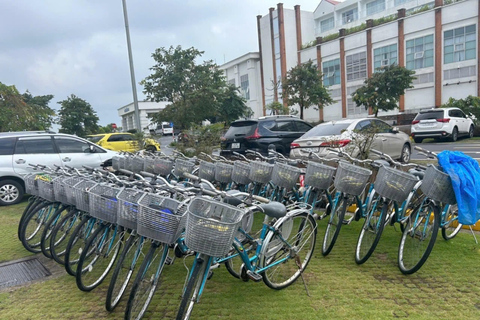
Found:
[0,0,319,128]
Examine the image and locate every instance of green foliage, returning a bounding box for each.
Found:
[442,95,480,126]
[176,123,225,156]
[96,124,115,134]
[216,84,252,125]
[407,4,434,16]
[266,101,289,115]
[282,60,333,119]
[301,40,317,49]
[372,14,397,27]
[322,33,339,43]
[21,91,55,130]
[56,94,99,137]
[345,23,367,35]
[352,65,416,117]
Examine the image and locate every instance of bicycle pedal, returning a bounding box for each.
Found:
[246,270,263,282]
[207,271,214,280]
[164,256,174,265]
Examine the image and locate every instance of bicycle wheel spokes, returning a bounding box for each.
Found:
[322,195,346,256]
[355,194,387,265]
[41,204,69,259]
[50,209,83,265]
[442,204,462,240]
[20,202,57,253]
[262,212,317,290]
[65,217,100,276]
[398,202,439,274]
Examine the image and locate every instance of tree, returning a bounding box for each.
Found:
[22,91,55,130]
[141,46,229,129]
[57,94,99,137]
[281,60,333,119]
[266,101,289,115]
[441,95,480,126]
[216,84,252,124]
[352,65,416,117]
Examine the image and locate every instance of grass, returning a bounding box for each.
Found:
[2,198,480,319]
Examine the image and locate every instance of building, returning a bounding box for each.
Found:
[255,0,479,123]
[117,101,170,133]
[219,52,264,118]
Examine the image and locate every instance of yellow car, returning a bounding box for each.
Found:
[87,133,161,152]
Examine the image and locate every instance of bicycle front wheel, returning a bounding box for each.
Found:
[442,204,462,240]
[355,193,388,265]
[261,211,317,290]
[19,202,58,253]
[40,204,69,259]
[50,209,83,265]
[398,202,439,274]
[322,195,347,256]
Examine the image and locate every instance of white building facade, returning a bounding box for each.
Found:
[117,101,170,133]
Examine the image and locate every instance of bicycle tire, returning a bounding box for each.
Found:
[64,216,99,276]
[19,202,58,253]
[398,202,439,274]
[175,255,210,320]
[441,204,462,240]
[355,193,387,265]
[322,195,347,256]
[18,197,43,239]
[50,209,83,265]
[76,224,122,292]
[125,242,168,320]
[261,212,317,290]
[106,234,142,312]
[40,204,69,259]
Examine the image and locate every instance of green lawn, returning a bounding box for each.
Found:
[2,198,480,319]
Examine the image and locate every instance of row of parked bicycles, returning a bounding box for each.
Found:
[16,145,462,320]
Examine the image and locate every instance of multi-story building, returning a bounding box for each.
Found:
[255,0,479,123]
[118,101,170,133]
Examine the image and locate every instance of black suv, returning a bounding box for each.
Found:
[220,115,313,156]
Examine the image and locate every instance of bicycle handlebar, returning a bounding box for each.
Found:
[414,146,438,159]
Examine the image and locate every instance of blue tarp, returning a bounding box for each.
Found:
[437,150,480,225]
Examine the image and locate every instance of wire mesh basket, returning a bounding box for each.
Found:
[64,176,86,206]
[53,176,72,204]
[185,197,244,257]
[248,161,274,184]
[420,165,457,204]
[37,175,55,202]
[24,173,39,196]
[215,162,233,183]
[334,161,372,196]
[88,184,121,223]
[144,158,156,174]
[137,194,187,244]
[174,158,195,178]
[271,162,302,189]
[374,166,418,204]
[112,156,122,171]
[130,156,145,173]
[198,161,216,182]
[231,161,251,185]
[154,158,174,176]
[304,161,336,190]
[117,157,127,171]
[72,180,97,212]
[117,188,147,230]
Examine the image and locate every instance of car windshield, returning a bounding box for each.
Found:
[414,110,444,120]
[162,124,172,129]
[301,122,351,138]
[87,135,105,143]
[223,121,257,138]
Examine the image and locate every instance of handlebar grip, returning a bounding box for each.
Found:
[252,195,270,203]
[139,171,156,178]
[119,169,134,176]
[370,149,384,156]
[82,165,94,171]
[65,164,74,170]
[183,172,200,182]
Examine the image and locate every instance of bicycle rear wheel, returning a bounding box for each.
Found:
[322,195,347,256]
[441,204,462,240]
[355,193,388,265]
[398,202,439,274]
[40,204,69,258]
[19,202,58,253]
[261,211,317,290]
[50,209,83,265]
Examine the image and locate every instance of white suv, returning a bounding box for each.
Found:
[410,107,474,143]
[0,131,117,206]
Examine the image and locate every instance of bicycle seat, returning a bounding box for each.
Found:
[199,182,216,193]
[259,202,287,219]
[408,168,424,180]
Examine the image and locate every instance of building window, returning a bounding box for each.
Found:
[374,44,397,70]
[394,0,413,6]
[342,8,358,25]
[322,59,341,87]
[321,17,335,33]
[366,0,385,16]
[444,24,476,64]
[240,74,250,100]
[273,17,279,35]
[406,35,434,70]
[346,52,367,81]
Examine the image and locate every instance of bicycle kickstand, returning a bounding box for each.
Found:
[295,256,310,297]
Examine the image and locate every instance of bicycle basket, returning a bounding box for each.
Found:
[154,158,174,177]
[334,161,372,196]
[138,194,187,244]
[198,160,216,182]
[112,155,122,171]
[185,197,244,257]
[72,180,97,212]
[214,162,233,183]
[88,184,121,223]
[420,165,457,204]
[130,156,145,173]
[24,173,39,196]
[231,161,251,185]
[248,161,274,184]
[117,188,147,230]
[374,166,418,203]
[271,162,302,189]
[64,176,86,206]
[174,158,195,178]
[144,158,156,174]
[37,175,55,202]
[304,161,336,190]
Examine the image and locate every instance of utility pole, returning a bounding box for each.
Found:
[122,0,141,132]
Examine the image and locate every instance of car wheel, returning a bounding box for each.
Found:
[0,179,24,206]
[450,127,458,142]
[145,145,157,152]
[413,137,423,144]
[469,125,474,139]
[400,144,411,163]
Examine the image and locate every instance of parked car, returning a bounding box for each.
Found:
[220,115,313,156]
[155,122,173,136]
[0,131,117,206]
[410,107,475,143]
[290,118,412,163]
[86,132,161,152]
